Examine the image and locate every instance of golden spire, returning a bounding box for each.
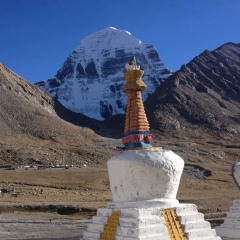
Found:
[122,57,153,149]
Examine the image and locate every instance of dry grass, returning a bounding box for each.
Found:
[0,129,240,221]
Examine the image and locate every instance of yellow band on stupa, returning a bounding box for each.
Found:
[162,208,187,240]
[100,210,121,240]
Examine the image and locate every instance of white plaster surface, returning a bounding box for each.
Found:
[108,198,179,209]
[216,199,240,239]
[107,149,184,202]
[233,162,240,188]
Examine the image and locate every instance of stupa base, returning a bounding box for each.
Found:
[216,199,240,239]
[81,202,221,240]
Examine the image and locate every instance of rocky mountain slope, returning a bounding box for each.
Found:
[145,42,240,134]
[0,62,121,166]
[0,63,59,137]
[36,27,172,120]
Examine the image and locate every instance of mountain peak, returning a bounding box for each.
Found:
[100,27,131,36]
[107,26,130,33]
[79,27,140,52]
[36,28,172,120]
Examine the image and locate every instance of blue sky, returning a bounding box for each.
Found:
[1,0,240,83]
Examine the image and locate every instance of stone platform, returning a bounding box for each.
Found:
[82,203,221,240]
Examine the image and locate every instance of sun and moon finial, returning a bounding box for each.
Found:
[125,56,140,71]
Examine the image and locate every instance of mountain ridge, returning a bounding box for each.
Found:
[145,42,240,134]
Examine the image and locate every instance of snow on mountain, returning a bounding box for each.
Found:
[36,27,172,120]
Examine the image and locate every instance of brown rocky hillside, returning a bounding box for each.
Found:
[0,62,121,166]
[145,42,240,134]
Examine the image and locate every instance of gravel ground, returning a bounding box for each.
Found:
[0,213,225,240]
[0,214,89,240]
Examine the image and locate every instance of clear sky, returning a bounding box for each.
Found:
[1,0,240,83]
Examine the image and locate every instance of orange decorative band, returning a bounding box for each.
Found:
[122,134,154,144]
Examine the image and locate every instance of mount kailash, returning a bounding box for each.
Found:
[36,27,172,120]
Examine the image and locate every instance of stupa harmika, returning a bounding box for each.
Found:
[81,58,221,240]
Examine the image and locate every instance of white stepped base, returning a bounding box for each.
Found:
[81,202,221,239]
[216,199,240,239]
[115,235,170,240]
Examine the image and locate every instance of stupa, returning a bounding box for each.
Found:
[81,58,221,240]
[215,162,240,239]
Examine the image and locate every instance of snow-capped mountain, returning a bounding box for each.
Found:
[36,27,172,120]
